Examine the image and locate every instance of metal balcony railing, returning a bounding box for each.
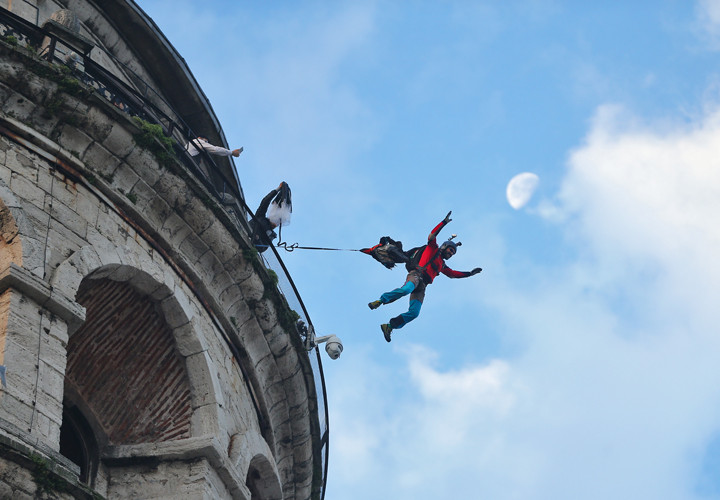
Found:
[0,6,328,499]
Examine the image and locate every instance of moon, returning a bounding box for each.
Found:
[506,172,539,209]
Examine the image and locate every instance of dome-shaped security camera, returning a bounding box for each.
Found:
[309,334,344,360]
[324,335,343,360]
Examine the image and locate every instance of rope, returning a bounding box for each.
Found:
[276,241,362,253]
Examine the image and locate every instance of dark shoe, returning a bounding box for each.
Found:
[381,323,392,342]
[368,300,382,310]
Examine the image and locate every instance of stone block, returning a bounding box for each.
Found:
[8,149,37,178]
[111,161,140,195]
[19,200,49,234]
[128,178,155,212]
[160,295,191,330]
[216,284,244,320]
[200,221,238,265]
[0,75,15,103]
[106,264,138,283]
[0,393,34,430]
[35,164,54,194]
[55,124,92,159]
[9,172,45,210]
[103,122,136,158]
[82,234,122,272]
[143,195,172,234]
[194,241,225,279]
[29,105,61,137]
[49,175,80,211]
[91,204,124,242]
[173,320,207,357]
[148,271,173,302]
[160,212,192,247]
[177,195,213,235]
[2,352,39,400]
[49,199,88,239]
[253,300,279,334]
[59,93,92,122]
[75,186,101,224]
[33,384,63,421]
[238,272,264,302]
[123,146,161,186]
[190,405,221,436]
[32,408,61,450]
[274,351,302,388]
[39,341,68,383]
[179,232,209,266]
[81,141,121,180]
[6,305,42,352]
[221,257,254,294]
[185,351,223,408]
[127,269,163,297]
[152,171,184,209]
[81,105,113,143]
[43,313,70,347]
[2,93,36,122]
[217,283,242,310]
[0,482,12,499]
[227,300,253,333]
[22,73,54,103]
[0,156,10,186]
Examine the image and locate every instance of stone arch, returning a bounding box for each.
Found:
[52,246,223,440]
[0,179,44,276]
[70,275,197,445]
[245,453,283,500]
[229,431,282,500]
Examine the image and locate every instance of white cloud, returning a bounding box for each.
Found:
[696,0,720,49]
[405,345,515,449]
[327,102,720,499]
[558,104,720,314]
[326,345,521,500]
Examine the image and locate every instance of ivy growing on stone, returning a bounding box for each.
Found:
[30,453,68,497]
[132,116,177,168]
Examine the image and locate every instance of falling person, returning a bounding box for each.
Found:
[368,211,482,342]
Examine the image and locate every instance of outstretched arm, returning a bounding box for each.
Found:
[442,266,482,279]
[255,182,287,217]
[200,140,243,157]
[428,211,452,243]
[256,187,279,217]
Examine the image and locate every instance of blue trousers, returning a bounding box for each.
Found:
[380,276,424,329]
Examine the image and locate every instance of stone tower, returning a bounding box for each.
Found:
[0,1,328,499]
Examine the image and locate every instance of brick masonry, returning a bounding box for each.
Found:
[68,277,193,445]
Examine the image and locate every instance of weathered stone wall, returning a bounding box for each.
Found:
[0,418,99,499]
[0,27,318,500]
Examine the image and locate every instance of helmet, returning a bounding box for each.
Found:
[439,240,461,258]
[440,240,457,252]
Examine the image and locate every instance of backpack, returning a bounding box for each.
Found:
[404,245,427,272]
[361,236,409,269]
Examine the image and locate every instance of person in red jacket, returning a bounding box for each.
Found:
[368,212,482,342]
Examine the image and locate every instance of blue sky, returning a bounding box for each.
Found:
[136,1,720,498]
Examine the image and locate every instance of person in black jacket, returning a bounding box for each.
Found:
[250,182,291,252]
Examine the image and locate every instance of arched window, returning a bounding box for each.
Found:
[245,455,283,500]
[59,405,99,485]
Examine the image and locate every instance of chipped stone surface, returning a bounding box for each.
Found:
[0,13,320,500]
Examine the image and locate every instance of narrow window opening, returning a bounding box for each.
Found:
[59,405,98,485]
